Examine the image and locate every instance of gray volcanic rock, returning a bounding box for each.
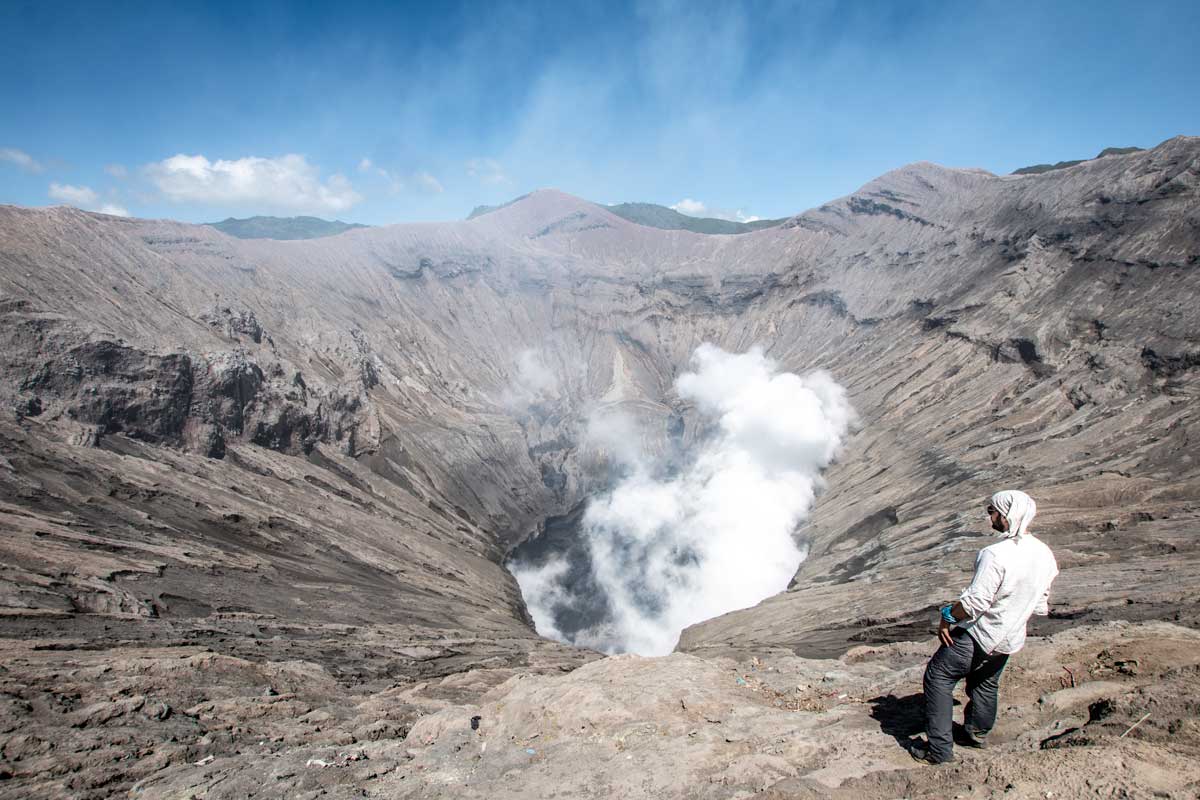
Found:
[0,136,1198,797]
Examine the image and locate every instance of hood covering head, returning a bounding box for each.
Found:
[990,489,1036,538]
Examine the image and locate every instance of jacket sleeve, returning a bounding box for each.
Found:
[1032,588,1051,616]
[1032,560,1058,616]
[958,548,1004,619]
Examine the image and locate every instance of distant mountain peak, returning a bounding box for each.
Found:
[467,193,787,235]
[206,215,369,240]
[467,194,531,220]
[1012,145,1145,176]
[605,203,787,235]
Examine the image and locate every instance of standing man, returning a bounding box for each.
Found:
[911,489,1059,764]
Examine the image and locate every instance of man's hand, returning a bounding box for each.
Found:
[938,618,954,647]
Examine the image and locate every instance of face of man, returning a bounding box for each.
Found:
[987,504,1009,533]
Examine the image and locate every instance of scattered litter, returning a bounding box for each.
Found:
[1060,666,1076,689]
[307,759,332,768]
[1120,712,1152,738]
[470,715,482,731]
[193,755,214,766]
[525,748,536,756]
[735,677,748,686]
[837,693,849,700]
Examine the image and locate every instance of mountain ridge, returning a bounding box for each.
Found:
[206,214,369,240]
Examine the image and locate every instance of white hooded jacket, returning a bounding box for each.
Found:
[957,490,1059,655]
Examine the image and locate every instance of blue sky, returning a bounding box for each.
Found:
[2,0,1198,225]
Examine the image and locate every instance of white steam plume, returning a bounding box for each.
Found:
[500,348,560,408]
[513,344,855,656]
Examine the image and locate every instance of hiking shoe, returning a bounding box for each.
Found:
[908,740,954,765]
[955,725,988,749]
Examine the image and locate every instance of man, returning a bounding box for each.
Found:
[911,489,1059,764]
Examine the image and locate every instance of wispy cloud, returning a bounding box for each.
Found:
[1,147,44,173]
[358,158,443,195]
[47,183,130,216]
[104,163,128,179]
[358,157,401,192]
[145,153,362,213]
[466,157,510,185]
[48,182,99,205]
[670,198,759,223]
[413,171,444,194]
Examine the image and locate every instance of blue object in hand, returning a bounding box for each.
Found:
[941,605,957,624]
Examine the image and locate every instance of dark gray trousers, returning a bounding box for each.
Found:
[922,627,1009,762]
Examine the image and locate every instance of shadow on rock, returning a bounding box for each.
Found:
[868,692,925,746]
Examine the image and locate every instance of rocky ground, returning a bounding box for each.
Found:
[2,619,1196,798]
[0,139,1198,796]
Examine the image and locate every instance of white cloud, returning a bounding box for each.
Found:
[413,171,444,194]
[670,198,760,223]
[513,345,856,655]
[47,184,131,217]
[104,163,128,179]
[466,157,510,186]
[2,147,44,173]
[145,153,362,213]
[671,198,707,216]
[49,183,99,206]
[362,159,401,191]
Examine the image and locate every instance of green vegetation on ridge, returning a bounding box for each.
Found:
[605,203,787,234]
[206,216,368,240]
[468,197,787,234]
[1012,146,1144,175]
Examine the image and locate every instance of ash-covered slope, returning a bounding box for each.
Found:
[0,137,1198,797]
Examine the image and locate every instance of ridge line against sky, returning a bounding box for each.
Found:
[2,0,1198,226]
